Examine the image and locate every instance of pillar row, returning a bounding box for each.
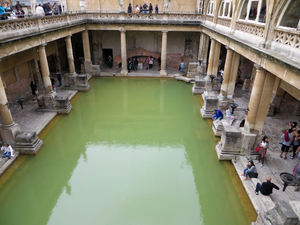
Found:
[205,39,221,83]
[82,30,92,73]
[160,31,168,77]
[66,35,76,74]
[120,29,128,76]
[38,44,53,93]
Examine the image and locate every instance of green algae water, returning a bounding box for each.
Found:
[0,78,251,225]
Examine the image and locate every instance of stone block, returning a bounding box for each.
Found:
[212,119,224,137]
[243,79,251,92]
[76,74,90,92]
[200,91,219,118]
[192,76,206,94]
[272,201,299,225]
[54,96,73,114]
[240,129,259,156]
[90,65,101,76]
[215,125,242,160]
[15,131,43,154]
[187,62,198,77]
[0,123,21,146]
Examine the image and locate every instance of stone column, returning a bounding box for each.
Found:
[54,41,62,72]
[0,73,20,144]
[227,52,240,98]
[38,44,53,93]
[120,29,128,76]
[160,31,168,77]
[244,65,266,133]
[82,30,92,73]
[66,35,76,74]
[212,41,221,76]
[198,33,209,75]
[219,47,233,100]
[254,72,276,133]
[206,39,216,82]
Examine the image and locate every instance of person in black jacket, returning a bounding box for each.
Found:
[255,177,279,195]
[127,3,132,13]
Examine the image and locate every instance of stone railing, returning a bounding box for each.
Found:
[216,17,231,27]
[236,21,265,37]
[205,15,213,22]
[273,27,300,49]
[0,12,202,42]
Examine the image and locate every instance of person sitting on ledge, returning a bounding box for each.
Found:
[241,160,257,180]
[1,143,14,159]
[211,109,223,121]
[254,177,279,195]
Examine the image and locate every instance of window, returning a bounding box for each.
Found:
[207,0,215,15]
[239,0,266,23]
[279,0,300,28]
[218,0,232,18]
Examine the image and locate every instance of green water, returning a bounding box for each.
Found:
[0,78,250,225]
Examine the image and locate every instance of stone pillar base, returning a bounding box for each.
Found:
[84,61,92,73]
[240,128,259,156]
[90,65,101,76]
[160,70,167,77]
[204,75,212,85]
[212,120,224,137]
[187,62,198,77]
[242,79,251,92]
[192,76,206,94]
[218,98,231,111]
[121,70,128,76]
[15,131,44,154]
[200,91,219,118]
[215,125,242,160]
[64,74,90,92]
[0,122,21,146]
[37,93,72,114]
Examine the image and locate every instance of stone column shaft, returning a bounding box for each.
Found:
[244,65,266,132]
[220,48,233,99]
[198,33,209,74]
[212,41,221,76]
[120,30,128,76]
[160,31,168,76]
[38,44,53,93]
[66,35,76,74]
[254,72,276,133]
[0,75,14,125]
[227,52,240,97]
[82,30,92,73]
[206,39,216,77]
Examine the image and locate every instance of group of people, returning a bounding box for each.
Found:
[35,2,61,16]
[0,1,25,19]
[280,122,300,160]
[124,56,161,72]
[128,3,159,14]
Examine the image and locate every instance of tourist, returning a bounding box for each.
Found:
[143,2,148,13]
[178,60,184,73]
[140,4,143,13]
[149,56,153,69]
[241,160,257,180]
[145,56,150,70]
[127,3,132,13]
[219,68,224,83]
[108,55,113,68]
[135,5,140,13]
[218,58,222,71]
[149,3,153,13]
[15,1,21,10]
[254,177,279,195]
[127,58,131,73]
[43,3,52,16]
[291,131,300,159]
[30,81,38,99]
[1,143,14,159]
[0,4,5,19]
[158,57,161,70]
[51,78,56,92]
[257,136,269,167]
[280,129,294,159]
[36,4,45,15]
[16,6,25,18]
[53,3,59,15]
[211,109,223,121]
[155,4,158,13]
[133,58,138,71]
[56,70,62,87]
[4,1,13,12]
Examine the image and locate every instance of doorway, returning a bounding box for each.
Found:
[102,49,113,68]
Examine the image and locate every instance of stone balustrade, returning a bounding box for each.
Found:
[236,21,265,37]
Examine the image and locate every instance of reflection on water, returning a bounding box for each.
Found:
[0,78,250,225]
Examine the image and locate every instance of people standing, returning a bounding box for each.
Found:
[291,130,300,159]
[146,56,150,70]
[127,3,132,13]
[155,4,158,13]
[241,160,257,180]
[257,136,269,167]
[36,4,45,16]
[53,3,59,15]
[15,1,21,9]
[149,3,153,13]
[127,58,131,73]
[56,70,62,87]
[140,4,143,13]
[51,78,56,92]
[178,60,184,73]
[158,57,161,71]
[219,68,224,83]
[280,129,294,159]
[133,58,138,71]
[149,56,154,69]
[143,2,148,13]
[135,5,140,13]
[16,6,25,18]
[108,55,113,68]
[30,81,38,99]
[254,177,279,195]
[1,143,14,159]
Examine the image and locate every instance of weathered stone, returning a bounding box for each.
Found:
[37,92,72,114]
[187,62,198,77]
[0,123,21,147]
[200,91,219,118]
[54,96,73,114]
[192,76,205,94]
[242,79,251,92]
[212,119,224,137]
[15,131,43,154]
[64,74,90,91]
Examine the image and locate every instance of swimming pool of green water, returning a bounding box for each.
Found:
[0,78,251,225]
